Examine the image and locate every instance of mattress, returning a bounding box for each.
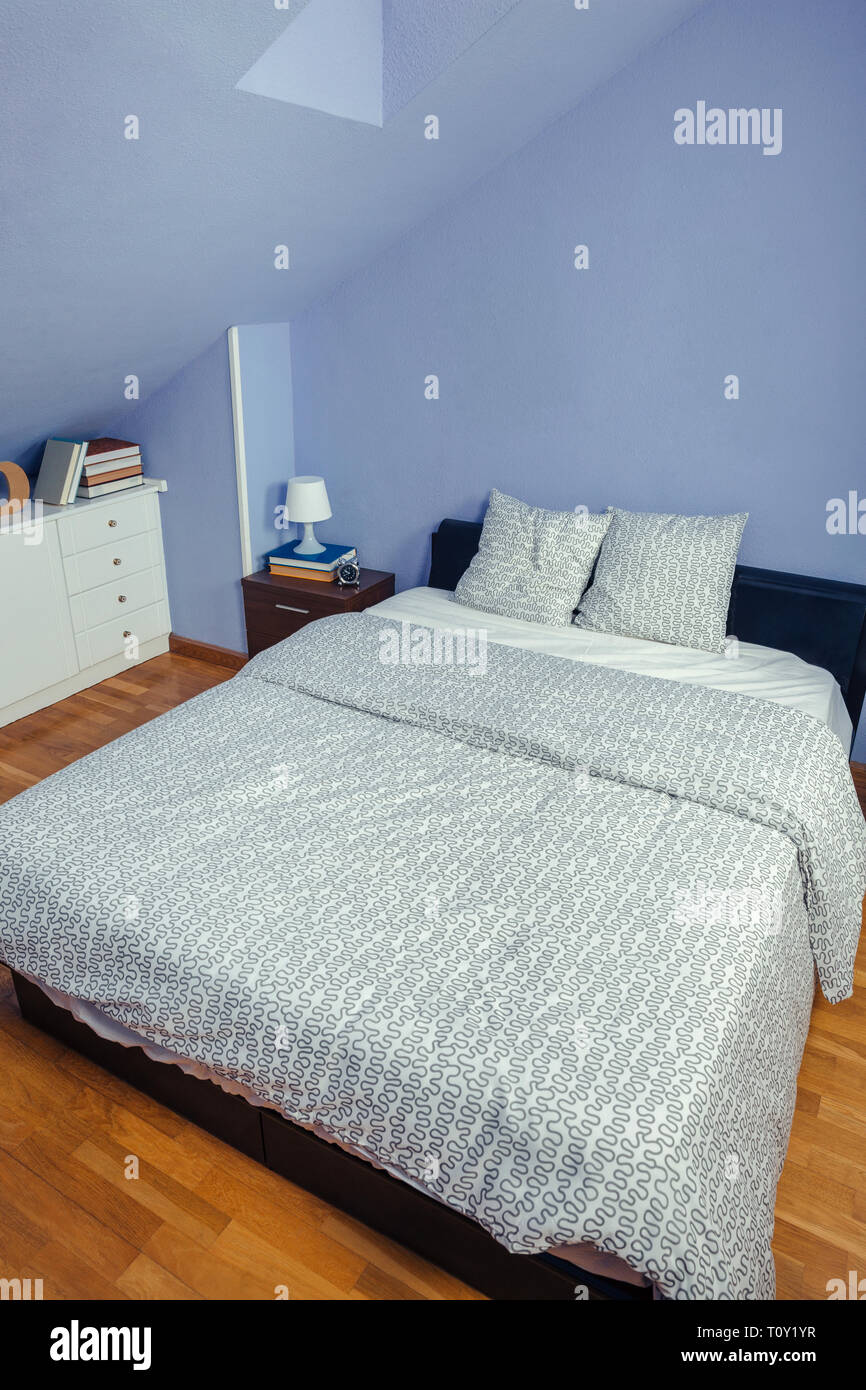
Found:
[369,586,853,748]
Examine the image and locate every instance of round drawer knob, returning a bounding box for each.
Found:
[123,630,132,638]
[113,557,122,566]
[118,595,127,603]
[108,519,118,527]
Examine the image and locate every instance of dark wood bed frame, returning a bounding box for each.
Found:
[8,519,866,1301]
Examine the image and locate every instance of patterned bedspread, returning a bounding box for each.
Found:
[1,613,863,1299]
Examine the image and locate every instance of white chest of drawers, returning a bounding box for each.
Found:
[0,481,171,728]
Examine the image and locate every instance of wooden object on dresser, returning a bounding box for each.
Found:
[241,567,395,658]
[0,479,171,729]
[0,460,30,520]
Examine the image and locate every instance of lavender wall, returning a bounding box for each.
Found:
[290,0,866,756]
[110,336,246,652]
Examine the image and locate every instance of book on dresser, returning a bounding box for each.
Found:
[77,474,144,499]
[78,438,143,498]
[34,438,89,505]
[84,437,140,465]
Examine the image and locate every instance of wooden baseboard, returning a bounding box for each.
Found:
[169,634,247,670]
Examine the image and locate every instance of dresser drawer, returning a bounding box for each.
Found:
[60,491,156,555]
[69,566,163,632]
[63,529,160,595]
[74,599,170,670]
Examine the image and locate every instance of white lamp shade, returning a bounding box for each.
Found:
[285,475,332,524]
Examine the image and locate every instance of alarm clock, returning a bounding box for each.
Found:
[335,559,361,587]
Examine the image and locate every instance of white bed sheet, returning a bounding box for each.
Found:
[370,586,853,749]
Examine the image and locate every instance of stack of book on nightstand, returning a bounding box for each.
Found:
[77,438,144,498]
[268,539,357,583]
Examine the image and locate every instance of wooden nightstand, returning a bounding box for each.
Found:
[241,568,395,658]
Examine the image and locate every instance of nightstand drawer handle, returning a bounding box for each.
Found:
[275,603,309,615]
[118,595,127,603]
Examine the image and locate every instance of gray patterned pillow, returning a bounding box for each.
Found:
[574,507,747,653]
[454,489,612,627]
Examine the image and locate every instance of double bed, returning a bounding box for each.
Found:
[2,519,865,1301]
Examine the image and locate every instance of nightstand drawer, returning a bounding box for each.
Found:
[243,595,314,656]
[245,590,332,626]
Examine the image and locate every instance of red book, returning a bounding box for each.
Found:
[85,437,140,464]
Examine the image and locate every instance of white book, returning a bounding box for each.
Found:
[76,475,145,499]
[81,453,142,479]
[62,441,89,504]
[35,439,89,506]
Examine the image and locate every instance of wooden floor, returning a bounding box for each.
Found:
[0,651,864,1301]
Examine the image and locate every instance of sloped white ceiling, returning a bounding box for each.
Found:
[0,0,709,461]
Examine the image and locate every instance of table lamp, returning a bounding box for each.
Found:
[285,475,332,555]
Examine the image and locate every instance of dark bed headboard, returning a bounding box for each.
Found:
[429,518,866,738]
